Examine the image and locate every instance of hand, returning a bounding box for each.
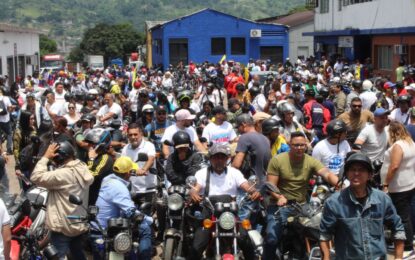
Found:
[15,169,22,177]
[190,190,202,203]
[277,195,287,207]
[249,191,261,201]
[267,90,276,103]
[88,147,98,160]
[44,143,59,160]
[382,186,389,193]
[136,168,147,176]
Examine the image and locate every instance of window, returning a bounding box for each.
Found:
[343,0,372,6]
[320,0,329,13]
[211,38,226,55]
[154,39,162,55]
[377,45,393,70]
[231,37,246,55]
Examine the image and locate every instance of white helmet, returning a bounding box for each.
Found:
[362,80,373,91]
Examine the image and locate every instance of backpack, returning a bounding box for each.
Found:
[310,102,324,128]
[239,145,257,179]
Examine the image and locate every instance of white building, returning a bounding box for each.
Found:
[304,0,415,80]
[258,11,314,62]
[0,23,40,82]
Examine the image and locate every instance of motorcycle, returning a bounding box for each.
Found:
[186,176,264,260]
[67,194,146,260]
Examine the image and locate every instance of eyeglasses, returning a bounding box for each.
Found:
[68,107,75,110]
[291,143,307,148]
[157,112,167,115]
[352,105,362,108]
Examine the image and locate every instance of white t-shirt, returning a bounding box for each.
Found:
[46,102,65,118]
[195,166,247,197]
[359,91,377,110]
[121,140,156,193]
[0,199,10,260]
[128,89,139,112]
[0,96,11,123]
[54,90,66,104]
[312,139,351,174]
[356,124,388,162]
[252,94,267,112]
[161,124,198,144]
[97,103,123,124]
[389,108,410,125]
[202,121,236,144]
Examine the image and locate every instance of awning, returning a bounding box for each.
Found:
[303,26,415,37]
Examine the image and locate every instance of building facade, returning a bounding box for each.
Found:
[0,23,40,82]
[304,0,415,80]
[146,9,289,70]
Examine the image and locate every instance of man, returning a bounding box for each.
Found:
[31,142,93,259]
[53,82,67,104]
[249,86,267,113]
[226,98,243,127]
[97,93,123,126]
[264,132,339,259]
[144,105,174,154]
[396,60,405,82]
[45,92,64,120]
[232,114,271,183]
[404,83,415,107]
[161,109,205,159]
[0,198,11,260]
[359,79,377,110]
[346,80,361,112]
[338,97,374,144]
[189,143,260,260]
[74,114,95,162]
[276,101,306,142]
[320,153,405,260]
[261,118,289,157]
[94,156,153,260]
[390,95,411,125]
[354,107,389,162]
[202,106,237,145]
[406,107,415,141]
[0,91,15,154]
[312,119,351,175]
[331,82,346,117]
[22,93,47,128]
[302,89,330,140]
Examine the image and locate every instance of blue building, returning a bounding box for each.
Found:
[146,9,289,70]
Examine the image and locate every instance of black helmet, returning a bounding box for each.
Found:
[304,88,315,97]
[81,113,96,123]
[277,102,296,118]
[326,119,347,137]
[64,92,74,102]
[352,79,362,89]
[319,86,330,98]
[262,118,281,135]
[84,128,111,154]
[172,131,191,149]
[344,152,373,174]
[54,141,76,165]
[291,83,302,92]
[249,86,261,97]
[86,94,95,101]
[397,95,411,104]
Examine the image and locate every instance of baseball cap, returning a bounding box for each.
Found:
[374,108,390,117]
[113,156,138,174]
[156,105,167,113]
[405,83,415,91]
[209,143,231,156]
[175,109,196,121]
[383,82,396,90]
[88,89,99,95]
[253,112,271,123]
[142,104,154,113]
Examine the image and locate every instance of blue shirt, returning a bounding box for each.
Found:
[95,174,136,229]
[320,187,405,260]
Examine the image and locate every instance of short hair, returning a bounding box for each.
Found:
[351,97,361,103]
[55,116,67,128]
[128,122,143,132]
[235,113,254,127]
[290,131,306,141]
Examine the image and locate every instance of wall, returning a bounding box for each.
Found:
[288,21,314,61]
[0,31,39,78]
[315,0,415,32]
[151,10,288,69]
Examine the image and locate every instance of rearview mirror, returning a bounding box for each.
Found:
[69,194,83,205]
[186,176,197,189]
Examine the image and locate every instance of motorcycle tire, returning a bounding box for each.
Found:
[38,229,51,249]
[163,237,176,260]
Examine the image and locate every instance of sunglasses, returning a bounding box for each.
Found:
[157,112,167,115]
[68,106,75,110]
[352,105,362,108]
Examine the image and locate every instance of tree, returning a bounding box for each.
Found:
[39,34,57,57]
[78,23,144,65]
[67,46,84,63]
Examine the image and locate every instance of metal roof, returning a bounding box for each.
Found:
[0,23,42,34]
[257,10,314,28]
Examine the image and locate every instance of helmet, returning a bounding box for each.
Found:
[352,79,362,89]
[362,80,373,91]
[172,131,191,149]
[249,86,261,97]
[84,128,111,154]
[178,91,192,102]
[74,91,84,101]
[291,83,302,92]
[304,88,315,97]
[277,101,296,118]
[326,119,347,137]
[64,92,74,102]
[319,86,329,98]
[397,95,411,104]
[81,113,96,123]
[262,118,281,135]
[113,156,138,175]
[86,94,95,101]
[142,104,154,113]
[344,152,373,174]
[53,141,76,165]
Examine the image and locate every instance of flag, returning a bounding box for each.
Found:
[131,65,137,85]
[219,54,226,64]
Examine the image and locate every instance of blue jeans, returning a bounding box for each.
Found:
[50,231,86,260]
[0,157,8,193]
[237,191,263,233]
[90,222,152,260]
[263,205,295,260]
[0,121,12,153]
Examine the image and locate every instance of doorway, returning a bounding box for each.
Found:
[260,46,283,64]
[169,38,188,67]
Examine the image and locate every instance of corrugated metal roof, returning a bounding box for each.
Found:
[145,21,167,30]
[0,23,42,34]
[257,10,314,27]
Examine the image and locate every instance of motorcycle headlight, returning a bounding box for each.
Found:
[113,232,132,254]
[219,212,235,230]
[167,193,184,211]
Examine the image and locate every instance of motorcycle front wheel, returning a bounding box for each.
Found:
[163,237,176,260]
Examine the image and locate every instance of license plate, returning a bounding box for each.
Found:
[218,233,235,237]
[170,215,182,220]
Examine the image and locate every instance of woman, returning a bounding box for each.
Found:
[81,94,99,115]
[13,111,37,190]
[64,103,81,129]
[381,121,415,254]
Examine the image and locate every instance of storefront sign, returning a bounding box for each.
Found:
[338,36,353,48]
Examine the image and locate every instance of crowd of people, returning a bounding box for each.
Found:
[0,55,415,260]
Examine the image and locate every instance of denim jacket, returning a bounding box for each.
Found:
[320,187,406,260]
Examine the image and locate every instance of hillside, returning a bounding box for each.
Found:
[0,0,306,52]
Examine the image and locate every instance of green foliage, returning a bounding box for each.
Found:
[39,34,57,57]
